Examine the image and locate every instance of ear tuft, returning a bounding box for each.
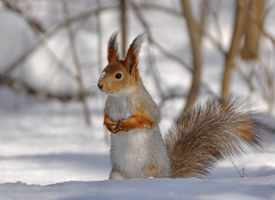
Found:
[128,33,146,58]
[108,32,120,63]
[124,33,146,75]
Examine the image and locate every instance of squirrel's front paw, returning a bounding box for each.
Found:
[105,121,119,134]
[115,120,131,132]
[104,118,133,133]
[106,120,129,134]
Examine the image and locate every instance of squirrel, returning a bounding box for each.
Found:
[97,32,263,180]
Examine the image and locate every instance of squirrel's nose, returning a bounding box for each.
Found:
[98,82,104,90]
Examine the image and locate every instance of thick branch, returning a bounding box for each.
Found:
[179,0,204,113]
[221,0,248,98]
[241,0,266,60]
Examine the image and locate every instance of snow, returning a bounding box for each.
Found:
[0,177,275,200]
[1,0,275,199]
[0,99,274,199]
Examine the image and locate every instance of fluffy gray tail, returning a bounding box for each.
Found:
[165,97,263,178]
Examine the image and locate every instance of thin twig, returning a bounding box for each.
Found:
[2,0,45,33]
[258,59,274,111]
[96,0,103,74]
[179,0,205,113]
[159,93,188,108]
[139,2,226,54]
[61,0,91,125]
[96,0,110,145]
[130,1,165,99]
[138,3,184,17]
[235,64,255,92]
[146,41,165,100]
[43,41,77,80]
[131,1,216,99]
[230,158,245,178]
[209,1,226,54]
[2,5,118,75]
[0,75,90,102]
[120,0,128,57]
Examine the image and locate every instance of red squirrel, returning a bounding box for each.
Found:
[97,32,263,180]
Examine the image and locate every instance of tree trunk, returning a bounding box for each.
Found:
[241,0,266,60]
[178,0,210,118]
[179,0,202,114]
[221,0,248,98]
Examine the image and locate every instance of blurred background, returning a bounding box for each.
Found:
[0,0,275,185]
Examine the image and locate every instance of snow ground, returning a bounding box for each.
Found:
[0,96,274,200]
[1,176,275,200]
[1,0,275,199]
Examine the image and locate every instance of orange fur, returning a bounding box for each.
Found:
[143,164,160,178]
[124,50,139,81]
[104,108,118,134]
[99,61,138,93]
[115,110,154,133]
[103,108,154,134]
[100,33,264,180]
[124,34,145,81]
[239,120,254,142]
[98,33,144,94]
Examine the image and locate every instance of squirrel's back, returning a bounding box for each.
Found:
[165,97,263,178]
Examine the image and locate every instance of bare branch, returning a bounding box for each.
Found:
[2,5,118,75]
[221,0,248,98]
[138,3,184,17]
[0,75,90,102]
[43,41,77,80]
[96,0,103,74]
[2,0,45,33]
[120,0,128,57]
[131,0,215,99]
[258,59,274,111]
[60,0,91,125]
[131,1,191,71]
[139,2,226,54]
[179,0,204,113]
[241,0,266,60]
[235,64,255,92]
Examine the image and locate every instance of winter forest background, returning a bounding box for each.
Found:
[0,0,275,200]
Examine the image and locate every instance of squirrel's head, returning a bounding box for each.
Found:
[97,32,145,95]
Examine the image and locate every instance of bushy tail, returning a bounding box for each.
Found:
[165,97,263,178]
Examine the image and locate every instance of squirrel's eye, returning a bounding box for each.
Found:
[115,73,122,79]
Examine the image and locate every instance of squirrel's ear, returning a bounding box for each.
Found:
[107,32,120,63]
[124,34,145,77]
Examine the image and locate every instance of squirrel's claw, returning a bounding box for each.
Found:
[115,120,129,133]
[104,116,132,134]
[105,120,119,134]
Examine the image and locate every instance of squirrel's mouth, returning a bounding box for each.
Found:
[99,89,120,97]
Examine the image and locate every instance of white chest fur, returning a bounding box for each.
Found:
[106,95,151,178]
[111,129,151,178]
[106,94,171,179]
[106,95,131,122]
